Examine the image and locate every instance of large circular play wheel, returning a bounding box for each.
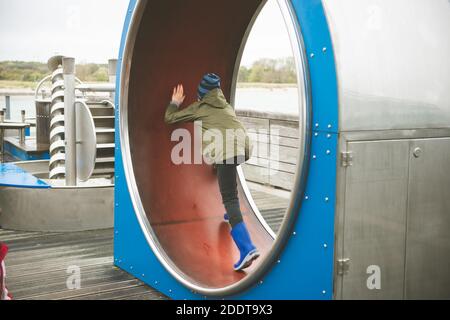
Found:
[119,0,311,296]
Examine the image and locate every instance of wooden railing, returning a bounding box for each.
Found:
[237,109,300,191]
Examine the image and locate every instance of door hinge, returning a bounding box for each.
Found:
[340,152,353,167]
[337,258,351,276]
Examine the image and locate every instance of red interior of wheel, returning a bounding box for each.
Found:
[127,0,274,289]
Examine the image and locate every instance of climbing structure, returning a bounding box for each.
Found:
[115,0,450,300]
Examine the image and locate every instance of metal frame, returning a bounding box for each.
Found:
[115,0,339,299]
[333,127,450,299]
[74,100,97,182]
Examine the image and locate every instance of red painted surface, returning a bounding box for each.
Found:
[128,0,273,289]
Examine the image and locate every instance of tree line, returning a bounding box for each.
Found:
[0,61,109,83]
[238,57,297,84]
[1,57,297,84]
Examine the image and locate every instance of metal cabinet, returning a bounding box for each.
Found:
[405,138,450,299]
[338,137,450,300]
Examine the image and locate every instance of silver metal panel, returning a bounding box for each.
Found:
[76,101,97,181]
[0,186,114,232]
[63,57,77,186]
[342,140,410,299]
[405,138,450,299]
[322,0,450,131]
[35,99,51,147]
[0,160,114,232]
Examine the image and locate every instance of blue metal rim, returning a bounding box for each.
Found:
[114,0,338,300]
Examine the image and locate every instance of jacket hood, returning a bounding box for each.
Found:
[202,89,229,109]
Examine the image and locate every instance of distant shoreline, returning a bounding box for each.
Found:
[237,82,297,89]
[0,81,298,97]
[0,80,35,96]
[0,88,34,96]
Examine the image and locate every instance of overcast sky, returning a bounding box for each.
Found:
[0,0,293,66]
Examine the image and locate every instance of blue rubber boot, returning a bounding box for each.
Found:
[231,222,260,271]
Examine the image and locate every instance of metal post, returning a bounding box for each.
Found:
[0,110,4,163]
[63,57,77,186]
[22,110,30,138]
[19,128,26,145]
[5,96,11,120]
[108,59,118,101]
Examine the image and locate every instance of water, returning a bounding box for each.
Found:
[235,87,299,115]
[0,87,300,121]
[0,95,36,122]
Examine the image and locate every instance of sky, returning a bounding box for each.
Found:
[0,0,293,66]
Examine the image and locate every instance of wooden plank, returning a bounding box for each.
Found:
[6,239,112,263]
[269,160,297,174]
[0,185,289,300]
[271,135,299,148]
[120,291,168,300]
[270,145,299,164]
[247,156,269,167]
[242,163,269,185]
[7,257,114,278]
[270,120,300,139]
[239,117,269,131]
[269,170,296,191]
[9,263,119,285]
[72,284,158,301]
[249,142,270,160]
[7,246,113,269]
[236,109,298,122]
[12,269,133,300]
[26,279,144,300]
[5,230,113,250]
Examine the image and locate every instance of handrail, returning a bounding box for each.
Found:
[101,100,116,109]
[76,83,116,93]
[34,74,83,100]
[34,75,52,100]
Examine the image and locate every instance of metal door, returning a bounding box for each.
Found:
[405,138,450,299]
[341,140,410,299]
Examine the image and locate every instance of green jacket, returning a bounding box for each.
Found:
[164,89,253,164]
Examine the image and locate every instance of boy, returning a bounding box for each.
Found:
[164,73,260,271]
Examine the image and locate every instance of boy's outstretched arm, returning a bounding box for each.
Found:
[164,84,198,124]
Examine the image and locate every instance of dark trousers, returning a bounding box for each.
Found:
[216,162,244,228]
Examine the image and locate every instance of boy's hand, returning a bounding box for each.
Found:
[171,84,186,107]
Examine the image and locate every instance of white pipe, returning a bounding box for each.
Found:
[108,59,118,101]
[63,57,77,186]
[76,83,116,92]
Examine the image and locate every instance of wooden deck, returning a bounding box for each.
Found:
[0,187,289,300]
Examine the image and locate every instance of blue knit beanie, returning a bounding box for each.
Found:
[198,73,221,100]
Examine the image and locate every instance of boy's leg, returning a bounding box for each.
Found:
[216,163,244,228]
[217,162,260,271]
